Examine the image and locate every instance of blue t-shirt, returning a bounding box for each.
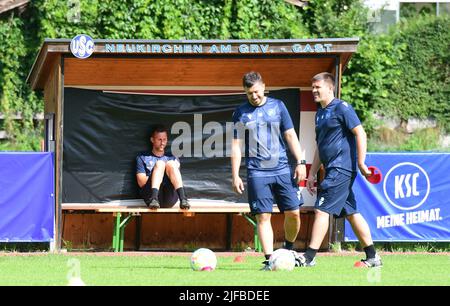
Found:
[136,152,178,176]
[315,98,361,173]
[232,97,294,177]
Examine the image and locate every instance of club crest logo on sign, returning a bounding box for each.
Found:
[70,34,94,59]
[383,162,430,211]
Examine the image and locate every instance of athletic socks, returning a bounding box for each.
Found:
[364,244,377,259]
[261,254,272,266]
[151,187,187,201]
[151,188,159,200]
[176,187,187,200]
[283,240,294,250]
[305,247,318,263]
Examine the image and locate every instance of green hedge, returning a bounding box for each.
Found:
[342,15,450,133]
[389,16,450,132]
[0,14,42,151]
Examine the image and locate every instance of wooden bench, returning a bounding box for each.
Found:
[62,199,313,252]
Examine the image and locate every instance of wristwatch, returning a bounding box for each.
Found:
[297,160,306,165]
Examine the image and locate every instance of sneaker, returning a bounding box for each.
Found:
[291,251,305,266]
[294,253,316,267]
[147,198,160,209]
[304,258,316,267]
[260,260,272,271]
[143,198,151,206]
[360,254,383,268]
[180,199,190,209]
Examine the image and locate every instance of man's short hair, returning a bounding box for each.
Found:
[151,124,168,137]
[243,71,264,88]
[312,72,335,88]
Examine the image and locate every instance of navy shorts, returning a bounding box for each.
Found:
[315,168,358,218]
[247,173,303,214]
[140,175,178,208]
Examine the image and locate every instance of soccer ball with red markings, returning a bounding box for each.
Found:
[190,248,217,271]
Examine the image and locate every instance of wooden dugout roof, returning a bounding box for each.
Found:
[28,38,359,91]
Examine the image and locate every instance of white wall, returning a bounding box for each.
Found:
[364,0,399,11]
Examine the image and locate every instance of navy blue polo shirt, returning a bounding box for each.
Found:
[315,98,361,173]
[232,97,294,178]
[136,152,178,176]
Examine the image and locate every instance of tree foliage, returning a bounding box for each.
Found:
[388,16,450,131]
[342,15,450,132]
[0,14,42,151]
[341,33,407,131]
[301,0,369,38]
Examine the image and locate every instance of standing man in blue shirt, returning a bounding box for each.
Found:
[136,125,190,210]
[231,72,307,270]
[303,72,382,267]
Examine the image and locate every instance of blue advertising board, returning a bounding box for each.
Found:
[0,152,54,242]
[345,153,450,241]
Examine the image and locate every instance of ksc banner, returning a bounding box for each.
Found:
[345,153,450,241]
[0,152,54,242]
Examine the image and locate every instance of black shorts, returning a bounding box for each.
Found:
[315,168,358,218]
[139,175,178,208]
[247,173,303,214]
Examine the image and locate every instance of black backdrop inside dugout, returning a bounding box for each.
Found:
[62,88,300,203]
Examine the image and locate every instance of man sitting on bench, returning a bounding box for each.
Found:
[136,125,190,209]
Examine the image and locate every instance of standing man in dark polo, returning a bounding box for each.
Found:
[303,72,382,267]
[231,71,306,270]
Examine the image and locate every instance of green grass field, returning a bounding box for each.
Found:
[0,253,449,286]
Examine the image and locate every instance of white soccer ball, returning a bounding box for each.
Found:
[190,248,217,271]
[269,249,296,271]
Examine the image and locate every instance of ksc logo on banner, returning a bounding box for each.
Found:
[345,153,450,241]
[383,162,430,211]
[70,34,94,59]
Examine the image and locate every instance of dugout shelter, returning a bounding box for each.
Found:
[28,37,359,251]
